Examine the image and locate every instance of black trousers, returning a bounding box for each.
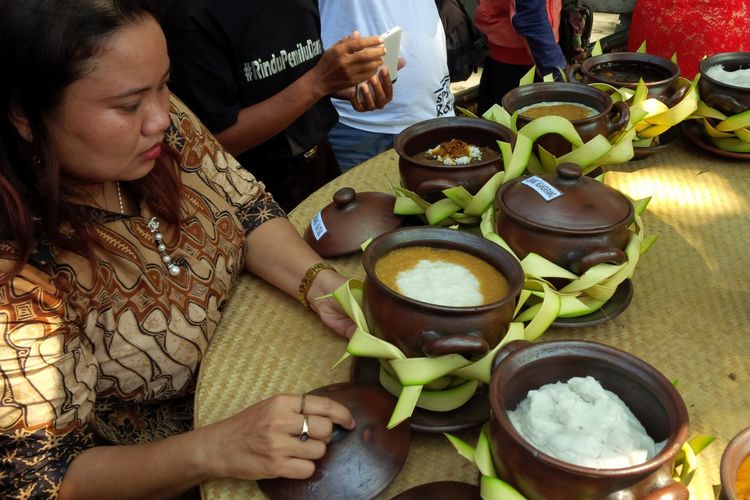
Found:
[476,57,534,115]
[251,140,341,213]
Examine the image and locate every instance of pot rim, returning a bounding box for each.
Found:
[580,52,680,88]
[362,227,524,313]
[502,82,614,124]
[394,116,514,170]
[699,51,750,92]
[490,340,690,478]
[720,425,750,496]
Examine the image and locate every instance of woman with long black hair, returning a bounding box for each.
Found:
[0,1,357,497]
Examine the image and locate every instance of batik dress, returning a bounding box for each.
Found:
[0,95,286,497]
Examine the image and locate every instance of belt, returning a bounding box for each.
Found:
[301,145,319,161]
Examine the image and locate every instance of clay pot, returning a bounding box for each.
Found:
[394,117,514,202]
[568,52,689,107]
[699,52,750,115]
[361,227,524,359]
[502,82,630,157]
[494,163,633,275]
[488,339,690,500]
[719,426,750,499]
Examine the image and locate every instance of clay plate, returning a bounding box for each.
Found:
[632,126,680,160]
[390,481,481,500]
[682,121,750,161]
[258,383,411,500]
[350,357,489,433]
[551,279,633,328]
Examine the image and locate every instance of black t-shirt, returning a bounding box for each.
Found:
[163,0,338,164]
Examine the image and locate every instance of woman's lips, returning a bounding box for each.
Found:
[140,143,162,161]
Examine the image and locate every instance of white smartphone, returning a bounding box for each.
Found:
[356,26,402,103]
[380,26,401,83]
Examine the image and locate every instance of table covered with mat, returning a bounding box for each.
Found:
[195,139,750,499]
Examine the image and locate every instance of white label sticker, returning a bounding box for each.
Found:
[310,211,328,240]
[521,176,563,201]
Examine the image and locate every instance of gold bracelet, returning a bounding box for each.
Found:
[298,262,336,309]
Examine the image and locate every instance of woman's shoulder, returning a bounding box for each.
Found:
[164,93,226,171]
[0,232,55,282]
[162,93,286,231]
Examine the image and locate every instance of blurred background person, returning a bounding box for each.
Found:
[163,0,395,211]
[319,0,455,172]
[474,0,566,114]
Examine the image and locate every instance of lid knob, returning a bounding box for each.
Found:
[333,187,356,207]
[557,163,583,181]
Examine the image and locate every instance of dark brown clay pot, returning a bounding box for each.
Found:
[502,82,630,157]
[394,117,514,202]
[361,227,524,359]
[495,163,633,274]
[719,426,750,499]
[488,340,690,500]
[568,52,689,107]
[699,52,750,115]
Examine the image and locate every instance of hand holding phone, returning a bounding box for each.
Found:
[356,26,401,104]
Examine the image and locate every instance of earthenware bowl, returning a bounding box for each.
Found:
[719,426,750,499]
[699,52,750,115]
[394,117,514,202]
[568,52,689,107]
[489,339,690,500]
[494,163,634,275]
[502,82,630,157]
[361,226,524,359]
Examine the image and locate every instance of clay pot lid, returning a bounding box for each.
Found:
[258,383,411,500]
[303,187,402,257]
[497,163,633,233]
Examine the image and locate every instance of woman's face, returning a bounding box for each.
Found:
[46,15,171,183]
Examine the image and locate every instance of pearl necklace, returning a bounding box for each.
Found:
[116,181,181,277]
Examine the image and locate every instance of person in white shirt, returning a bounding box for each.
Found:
[320,0,456,172]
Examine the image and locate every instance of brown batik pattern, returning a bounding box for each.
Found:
[0,94,286,497]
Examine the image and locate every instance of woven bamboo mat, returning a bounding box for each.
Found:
[195,142,750,499]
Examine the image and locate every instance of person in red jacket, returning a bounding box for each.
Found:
[628,0,750,79]
[474,0,566,114]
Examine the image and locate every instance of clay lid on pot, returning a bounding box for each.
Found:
[497,163,633,233]
[303,187,403,257]
[258,383,411,500]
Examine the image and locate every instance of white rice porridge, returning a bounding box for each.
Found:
[508,376,666,469]
[395,259,484,307]
[705,64,750,89]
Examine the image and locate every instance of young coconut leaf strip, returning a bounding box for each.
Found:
[325,279,552,429]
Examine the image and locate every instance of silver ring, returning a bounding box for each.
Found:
[299,415,309,441]
[299,394,306,415]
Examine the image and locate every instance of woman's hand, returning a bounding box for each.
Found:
[243,219,356,338]
[201,394,356,481]
[307,270,356,339]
